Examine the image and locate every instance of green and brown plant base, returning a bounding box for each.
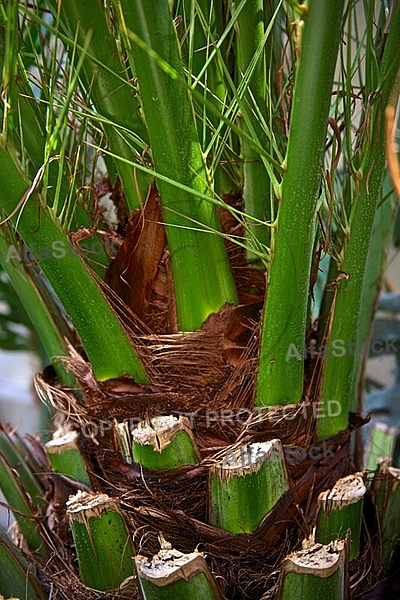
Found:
[0,378,382,598]
[278,539,348,600]
[135,540,222,600]
[209,439,288,534]
[131,415,200,470]
[315,472,365,561]
[45,429,92,488]
[66,490,135,591]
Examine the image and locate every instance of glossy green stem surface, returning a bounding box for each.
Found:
[256,0,345,406]
[121,0,238,331]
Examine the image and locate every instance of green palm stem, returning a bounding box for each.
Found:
[371,459,391,526]
[182,0,225,146]
[234,0,270,263]
[315,472,365,561]
[372,463,400,570]
[119,0,238,331]
[255,0,345,406]
[10,75,45,177]
[136,543,223,600]
[322,179,397,456]
[67,490,135,591]
[0,526,46,600]
[0,0,18,143]
[49,0,149,211]
[0,428,44,512]
[315,179,396,445]
[0,454,46,557]
[209,439,288,534]
[0,13,117,278]
[0,147,148,383]
[365,423,397,473]
[278,539,348,600]
[316,5,400,440]
[131,415,200,470]
[3,427,44,479]
[0,44,62,199]
[0,4,59,183]
[349,179,397,415]
[0,230,76,386]
[45,430,92,487]
[11,77,73,226]
[381,502,400,572]
[181,0,236,196]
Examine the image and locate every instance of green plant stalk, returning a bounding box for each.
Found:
[50,0,149,211]
[182,0,224,145]
[19,67,119,276]
[278,540,347,600]
[181,0,236,196]
[0,0,18,144]
[349,176,397,413]
[120,0,238,331]
[45,430,92,487]
[0,454,46,557]
[194,1,283,199]
[0,526,46,600]
[372,460,391,526]
[67,491,135,591]
[317,3,400,440]
[255,0,345,406]
[1,10,67,206]
[4,427,44,480]
[136,546,222,600]
[0,30,115,278]
[0,428,44,512]
[315,473,365,561]
[0,147,148,383]
[11,71,46,177]
[0,232,76,386]
[132,415,200,470]
[382,479,400,570]
[234,0,270,262]
[209,439,288,534]
[372,464,400,570]
[365,423,397,472]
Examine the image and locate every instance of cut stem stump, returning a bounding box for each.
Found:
[132,415,200,470]
[67,491,134,591]
[315,472,365,561]
[209,439,288,534]
[135,541,222,600]
[45,430,92,488]
[279,540,348,600]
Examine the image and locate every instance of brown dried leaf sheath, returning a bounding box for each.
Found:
[106,187,167,326]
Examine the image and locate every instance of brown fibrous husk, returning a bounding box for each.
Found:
[25,193,382,599]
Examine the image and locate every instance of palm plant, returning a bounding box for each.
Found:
[0,0,399,598]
